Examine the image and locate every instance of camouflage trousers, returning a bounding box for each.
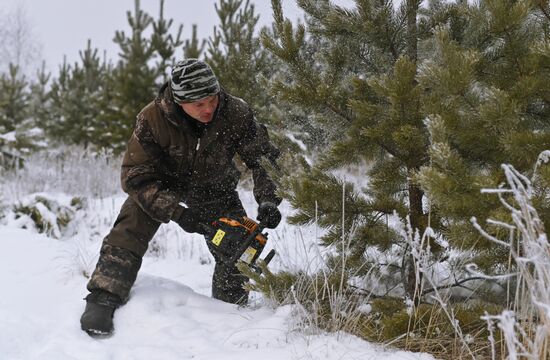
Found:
[87,194,249,305]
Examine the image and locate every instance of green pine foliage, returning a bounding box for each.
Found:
[260,0,550,299]
[47,42,110,148]
[0,64,28,134]
[28,62,52,131]
[206,0,273,114]
[416,0,550,271]
[238,261,302,305]
[261,0,354,149]
[366,299,504,359]
[0,63,46,167]
[262,0,448,299]
[183,25,206,59]
[151,0,183,83]
[98,0,159,152]
[283,168,404,257]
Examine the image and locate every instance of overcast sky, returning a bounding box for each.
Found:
[0,0,353,73]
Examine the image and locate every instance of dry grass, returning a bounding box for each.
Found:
[474,159,550,359]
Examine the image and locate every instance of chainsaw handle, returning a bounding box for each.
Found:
[227,224,262,264]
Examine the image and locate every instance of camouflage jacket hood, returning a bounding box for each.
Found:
[120,82,281,223]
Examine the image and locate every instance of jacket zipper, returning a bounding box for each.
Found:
[190,137,201,176]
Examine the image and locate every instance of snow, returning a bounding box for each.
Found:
[26,127,44,137]
[0,186,435,359]
[0,131,17,142]
[285,133,308,152]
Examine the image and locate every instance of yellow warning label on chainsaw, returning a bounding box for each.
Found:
[240,247,257,264]
[212,230,226,246]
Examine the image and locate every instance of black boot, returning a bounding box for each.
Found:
[212,262,249,306]
[80,290,122,337]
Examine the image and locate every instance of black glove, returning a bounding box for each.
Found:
[196,223,217,238]
[257,201,281,229]
[172,206,202,234]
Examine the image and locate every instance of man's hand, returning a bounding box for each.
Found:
[173,206,217,237]
[257,201,281,229]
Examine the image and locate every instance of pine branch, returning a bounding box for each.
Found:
[325,101,353,123]
[420,276,488,296]
[389,8,409,62]
[539,0,550,22]
[374,138,400,158]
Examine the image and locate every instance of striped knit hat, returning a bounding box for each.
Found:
[171,59,220,103]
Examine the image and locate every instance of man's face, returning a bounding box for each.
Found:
[179,95,219,124]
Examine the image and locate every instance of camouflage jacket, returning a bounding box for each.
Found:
[121,83,281,223]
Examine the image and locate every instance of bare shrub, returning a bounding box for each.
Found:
[473,155,550,360]
[0,145,121,200]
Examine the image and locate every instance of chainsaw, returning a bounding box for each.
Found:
[206,216,276,273]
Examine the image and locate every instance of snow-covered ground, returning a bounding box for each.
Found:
[0,178,435,359]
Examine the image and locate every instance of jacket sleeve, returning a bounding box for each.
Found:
[235,110,282,206]
[120,113,180,223]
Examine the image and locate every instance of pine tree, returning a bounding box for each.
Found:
[73,41,110,148]
[206,0,274,119]
[0,63,28,133]
[0,63,47,166]
[261,0,454,299]
[46,57,71,142]
[416,0,550,272]
[0,64,28,165]
[25,61,50,151]
[97,0,158,151]
[151,0,183,83]
[264,0,549,300]
[261,0,354,149]
[28,62,51,128]
[183,24,206,59]
[47,42,109,148]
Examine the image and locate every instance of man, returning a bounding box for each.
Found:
[80,59,282,337]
